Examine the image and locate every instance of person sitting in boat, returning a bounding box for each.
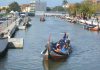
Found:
[61,45,67,53]
[55,43,61,52]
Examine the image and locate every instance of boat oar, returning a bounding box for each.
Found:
[47,34,51,51]
[41,50,44,55]
[41,34,51,56]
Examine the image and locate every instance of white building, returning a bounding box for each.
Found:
[35,0,47,15]
[20,4,30,12]
[30,0,35,13]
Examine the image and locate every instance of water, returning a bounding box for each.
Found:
[0,16,100,70]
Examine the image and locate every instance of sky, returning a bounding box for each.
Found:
[0,0,83,7]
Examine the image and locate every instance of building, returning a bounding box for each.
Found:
[91,0,96,3]
[0,6,9,14]
[97,0,100,3]
[88,0,100,3]
[30,0,35,13]
[35,1,46,11]
[20,4,30,12]
[35,0,47,15]
[20,0,35,13]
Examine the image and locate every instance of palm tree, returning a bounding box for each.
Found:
[63,0,68,5]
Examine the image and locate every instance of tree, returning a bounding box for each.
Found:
[52,6,65,11]
[63,0,68,5]
[79,0,97,19]
[6,8,10,13]
[2,7,6,10]
[68,4,77,16]
[9,2,21,12]
[46,7,51,11]
[68,0,97,19]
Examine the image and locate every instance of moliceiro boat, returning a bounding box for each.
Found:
[42,33,72,61]
[0,33,8,57]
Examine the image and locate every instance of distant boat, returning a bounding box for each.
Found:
[0,33,8,57]
[89,26,100,31]
[41,33,72,61]
[40,16,45,22]
[84,24,100,31]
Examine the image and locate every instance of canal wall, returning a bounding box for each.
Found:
[18,17,31,30]
[0,18,21,38]
[8,38,24,49]
[0,17,24,57]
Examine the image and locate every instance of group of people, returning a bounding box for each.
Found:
[55,33,70,53]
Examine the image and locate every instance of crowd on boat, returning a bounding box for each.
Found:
[42,33,71,61]
[53,33,70,53]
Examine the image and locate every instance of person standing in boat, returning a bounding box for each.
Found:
[63,33,70,46]
[63,33,68,43]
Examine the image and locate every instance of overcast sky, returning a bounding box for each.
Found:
[0,0,83,7]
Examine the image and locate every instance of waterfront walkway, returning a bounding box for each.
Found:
[0,17,21,38]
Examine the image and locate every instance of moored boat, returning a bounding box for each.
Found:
[84,24,100,31]
[89,26,100,31]
[40,16,45,22]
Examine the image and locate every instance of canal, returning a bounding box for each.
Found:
[0,16,100,70]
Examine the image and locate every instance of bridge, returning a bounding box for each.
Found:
[35,11,69,16]
[44,12,67,16]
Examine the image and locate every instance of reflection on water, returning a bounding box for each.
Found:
[43,60,48,70]
[49,59,67,70]
[43,59,67,70]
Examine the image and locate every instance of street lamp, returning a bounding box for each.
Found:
[62,4,69,14]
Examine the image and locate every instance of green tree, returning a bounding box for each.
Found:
[6,8,10,13]
[63,0,68,5]
[68,0,97,19]
[9,1,21,12]
[2,7,6,10]
[96,3,100,12]
[68,4,77,16]
[79,0,97,19]
[52,6,65,11]
[46,7,51,11]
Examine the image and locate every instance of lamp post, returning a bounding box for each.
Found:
[63,4,69,14]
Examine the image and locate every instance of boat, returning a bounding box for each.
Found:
[89,26,100,31]
[40,16,45,22]
[41,33,72,61]
[0,33,8,57]
[84,23,100,31]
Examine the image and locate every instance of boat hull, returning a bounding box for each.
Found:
[89,26,100,31]
[84,24,99,31]
[42,42,72,61]
[49,51,68,60]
